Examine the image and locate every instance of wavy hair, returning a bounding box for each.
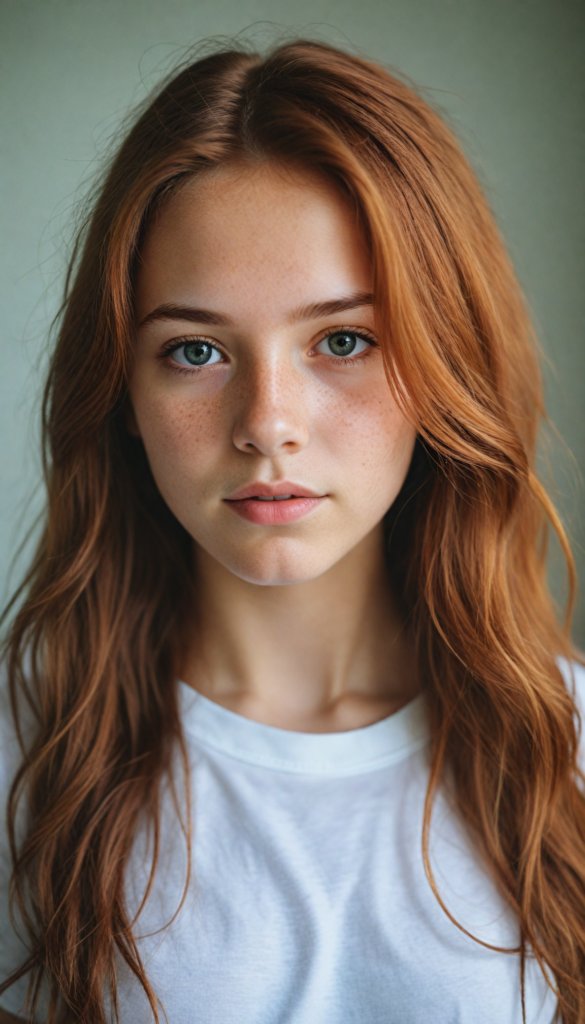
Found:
[1,39,584,1023]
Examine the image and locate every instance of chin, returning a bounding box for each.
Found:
[219,538,335,588]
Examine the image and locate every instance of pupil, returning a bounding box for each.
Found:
[328,332,356,357]
[184,341,212,365]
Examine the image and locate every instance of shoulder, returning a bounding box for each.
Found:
[557,656,585,770]
[558,656,585,707]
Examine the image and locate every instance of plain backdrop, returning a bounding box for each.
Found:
[1,0,584,644]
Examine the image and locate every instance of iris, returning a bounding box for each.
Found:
[327,332,357,357]
[184,341,214,365]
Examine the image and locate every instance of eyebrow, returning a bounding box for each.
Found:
[138,292,374,329]
[290,292,374,323]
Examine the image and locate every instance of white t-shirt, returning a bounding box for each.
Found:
[1,661,584,1023]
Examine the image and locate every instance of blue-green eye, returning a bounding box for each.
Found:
[315,331,371,358]
[172,341,223,367]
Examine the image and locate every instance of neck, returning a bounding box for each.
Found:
[182,525,419,733]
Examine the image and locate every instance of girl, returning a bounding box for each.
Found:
[1,39,584,1024]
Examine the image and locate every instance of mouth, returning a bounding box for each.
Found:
[247,494,294,501]
[224,482,326,525]
[225,481,324,501]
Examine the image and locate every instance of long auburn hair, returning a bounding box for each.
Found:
[1,38,584,1023]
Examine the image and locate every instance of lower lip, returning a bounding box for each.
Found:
[225,496,325,525]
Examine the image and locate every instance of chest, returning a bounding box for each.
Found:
[120,751,555,1024]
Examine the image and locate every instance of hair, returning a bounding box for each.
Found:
[1,37,584,1024]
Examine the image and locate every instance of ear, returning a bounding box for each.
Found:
[124,397,141,439]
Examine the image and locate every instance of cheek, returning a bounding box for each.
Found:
[316,383,416,502]
[132,387,227,484]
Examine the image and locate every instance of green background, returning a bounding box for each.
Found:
[1,0,584,644]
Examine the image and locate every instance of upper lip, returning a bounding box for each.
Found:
[225,481,324,501]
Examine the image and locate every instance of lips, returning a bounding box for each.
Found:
[224,482,326,525]
[226,481,322,501]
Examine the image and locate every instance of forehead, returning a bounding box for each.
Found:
[135,163,372,324]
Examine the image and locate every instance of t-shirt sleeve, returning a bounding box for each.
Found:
[558,656,585,774]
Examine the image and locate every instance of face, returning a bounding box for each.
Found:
[130,163,416,586]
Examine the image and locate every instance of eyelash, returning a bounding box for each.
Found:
[159,326,379,375]
[158,337,222,377]
[318,327,378,365]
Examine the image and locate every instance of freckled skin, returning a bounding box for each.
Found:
[129,163,417,587]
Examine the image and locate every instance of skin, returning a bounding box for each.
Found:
[0,163,420,1024]
[129,162,419,732]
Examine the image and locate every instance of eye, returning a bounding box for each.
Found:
[314,331,372,359]
[171,341,223,367]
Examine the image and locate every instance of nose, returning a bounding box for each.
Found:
[231,354,310,457]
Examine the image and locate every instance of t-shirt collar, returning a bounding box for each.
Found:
[178,681,429,777]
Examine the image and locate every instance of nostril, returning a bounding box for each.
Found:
[232,415,309,457]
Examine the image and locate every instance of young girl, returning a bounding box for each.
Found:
[1,39,584,1024]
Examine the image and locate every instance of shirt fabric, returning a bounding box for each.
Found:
[1,661,584,1023]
